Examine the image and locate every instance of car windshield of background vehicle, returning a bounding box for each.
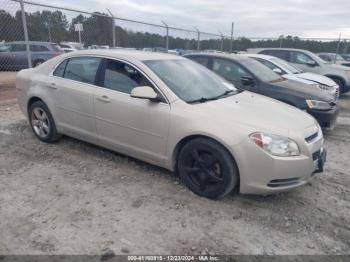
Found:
[241,59,283,83]
[144,59,238,103]
[270,57,302,74]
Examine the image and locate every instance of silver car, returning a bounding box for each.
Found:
[16,50,326,198]
[248,48,350,94]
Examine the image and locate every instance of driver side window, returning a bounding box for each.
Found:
[212,58,250,83]
[102,59,153,94]
[290,52,315,65]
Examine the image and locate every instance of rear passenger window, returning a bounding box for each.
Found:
[102,59,153,94]
[261,50,289,61]
[63,57,101,85]
[10,44,26,52]
[53,59,68,77]
[30,45,50,52]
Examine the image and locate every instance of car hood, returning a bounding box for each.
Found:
[271,79,334,102]
[193,91,317,137]
[296,72,337,87]
[325,62,350,71]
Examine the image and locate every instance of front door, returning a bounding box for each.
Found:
[94,58,170,164]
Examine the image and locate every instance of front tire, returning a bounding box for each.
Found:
[177,138,238,199]
[29,101,61,143]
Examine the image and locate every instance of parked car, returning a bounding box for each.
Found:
[340,54,350,61]
[317,52,350,67]
[16,50,326,198]
[0,41,63,70]
[248,48,350,93]
[243,53,340,102]
[59,42,84,53]
[184,53,339,129]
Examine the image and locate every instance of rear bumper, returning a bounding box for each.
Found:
[308,106,339,129]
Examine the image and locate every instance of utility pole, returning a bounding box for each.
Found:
[194,27,200,50]
[230,22,234,53]
[107,8,116,47]
[219,31,224,52]
[161,20,169,51]
[334,33,342,64]
[19,0,32,68]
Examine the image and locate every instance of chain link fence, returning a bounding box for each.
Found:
[0,0,349,71]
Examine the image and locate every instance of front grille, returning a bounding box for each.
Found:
[267,177,300,188]
[312,149,321,161]
[305,132,318,143]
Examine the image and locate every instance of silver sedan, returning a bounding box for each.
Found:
[16,50,326,198]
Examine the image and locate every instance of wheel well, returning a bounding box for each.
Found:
[172,135,240,176]
[325,75,345,91]
[27,97,43,113]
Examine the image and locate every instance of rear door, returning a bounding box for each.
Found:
[51,56,102,143]
[94,58,170,164]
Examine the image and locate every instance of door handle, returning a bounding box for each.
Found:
[47,82,57,89]
[96,95,111,103]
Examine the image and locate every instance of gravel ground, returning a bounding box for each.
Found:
[0,73,349,256]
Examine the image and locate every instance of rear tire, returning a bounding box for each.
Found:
[177,138,238,199]
[33,59,44,67]
[29,101,61,143]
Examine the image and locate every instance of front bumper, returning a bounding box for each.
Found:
[308,105,339,129]
[231,135,325,195]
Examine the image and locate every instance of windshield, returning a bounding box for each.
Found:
[269,57,302,74]
[144,59,237,102]
[240,58,283,82]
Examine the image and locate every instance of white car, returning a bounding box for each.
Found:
[243,53,340,102]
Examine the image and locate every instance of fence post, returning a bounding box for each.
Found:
[219,31,224,52]
[230,22,234,53]
[107,9,116,47]
[161,21,169,51]
[19,0,32,68]
[334,33,341,63]
[194,27,200,50]
[279,36,283,48]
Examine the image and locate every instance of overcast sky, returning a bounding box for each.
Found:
[33,0,350,39]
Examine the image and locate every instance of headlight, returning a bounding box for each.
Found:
[306,100,332,110]
[318,84,334,92]
[250,133,300,157]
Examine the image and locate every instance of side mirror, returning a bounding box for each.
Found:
[131,86,160,102]
[273,68,283,75]
[240,76,255,86]
[306,60,317,67]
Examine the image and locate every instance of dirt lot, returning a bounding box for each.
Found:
[0,72,349,256]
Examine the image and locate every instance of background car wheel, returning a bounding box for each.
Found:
[177,138,238,199]
[329,77,345,93]
[29,101,61,143]
[33,60,44,67]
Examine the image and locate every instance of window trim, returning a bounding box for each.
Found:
[49,54,169,104]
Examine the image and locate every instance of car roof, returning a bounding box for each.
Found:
[184,52,252,62]
[62,49,185,61]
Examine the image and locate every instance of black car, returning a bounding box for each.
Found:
[184,53,339,129]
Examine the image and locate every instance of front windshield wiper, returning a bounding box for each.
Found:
[187,89,238,104]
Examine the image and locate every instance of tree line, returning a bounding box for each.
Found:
[0,9,348,54]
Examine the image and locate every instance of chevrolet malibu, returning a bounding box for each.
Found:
[16,50,326,198]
